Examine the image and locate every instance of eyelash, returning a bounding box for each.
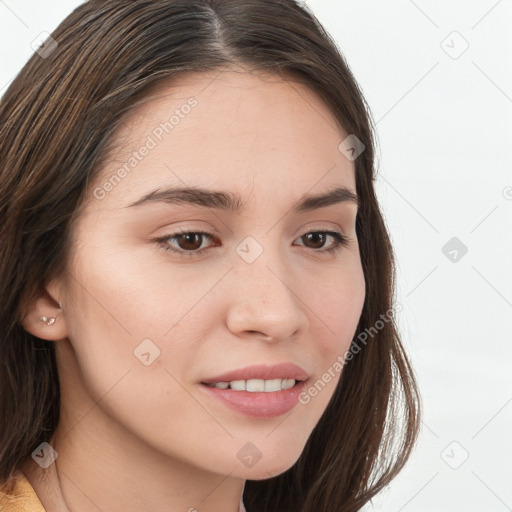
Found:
[154,228,351,258]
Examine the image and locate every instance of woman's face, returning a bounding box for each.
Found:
[51,68,365,480]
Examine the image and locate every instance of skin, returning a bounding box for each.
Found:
[21,65,366,512]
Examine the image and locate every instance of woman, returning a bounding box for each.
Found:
[0,1,421,511]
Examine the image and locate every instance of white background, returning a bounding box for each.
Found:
[1,1,511,510]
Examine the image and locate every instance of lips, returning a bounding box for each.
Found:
[200,362,309,385]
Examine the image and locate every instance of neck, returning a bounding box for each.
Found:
[21,397,245,512]
[22,426,246,512]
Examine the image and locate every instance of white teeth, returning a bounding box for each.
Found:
[281,378,296,390]
[247,379,265,392]
[230,380,246,391]
[264,379,282,392]
[210,378,297,391]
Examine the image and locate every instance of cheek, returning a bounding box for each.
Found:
[66,239,177,337]
[311,263,366,359]
[61,245,161,399]
[297,271,365,413]
[63,241,210,398]
[61,267,199,442]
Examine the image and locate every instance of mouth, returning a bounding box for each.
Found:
[198,363,310,417]
[199,377,309,419]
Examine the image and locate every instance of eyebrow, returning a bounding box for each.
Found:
[126,185,360,213]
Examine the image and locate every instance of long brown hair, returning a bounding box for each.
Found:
[0,1,421,510]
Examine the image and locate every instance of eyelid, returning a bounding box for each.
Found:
[154,220,348,237]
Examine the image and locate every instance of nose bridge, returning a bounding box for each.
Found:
[235,233,290,298]
[226,234,307,340]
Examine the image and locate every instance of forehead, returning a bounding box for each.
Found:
[88,68,356,211]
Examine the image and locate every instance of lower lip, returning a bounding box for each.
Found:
[199,380,308,418]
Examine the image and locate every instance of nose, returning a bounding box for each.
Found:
[225,250,308,343]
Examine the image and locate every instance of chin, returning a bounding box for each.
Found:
[240,456,300,481]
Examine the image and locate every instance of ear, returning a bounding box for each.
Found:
[21,279,68,342]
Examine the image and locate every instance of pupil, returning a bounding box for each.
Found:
[180,233,201,250]
[305,232,324,249]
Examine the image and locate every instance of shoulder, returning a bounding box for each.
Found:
[0,470,47,511]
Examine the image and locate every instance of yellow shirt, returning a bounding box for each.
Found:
[0,470,46,512]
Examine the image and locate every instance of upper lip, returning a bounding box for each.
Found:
[201,363,309,384]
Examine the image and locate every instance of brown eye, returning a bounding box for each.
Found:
[156,230,216,257]
[301,232,328,249]
[296,231,350,254]
[173,233,205,251]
